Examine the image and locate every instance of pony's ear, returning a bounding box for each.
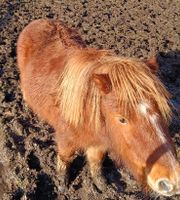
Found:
[144,56,159,73]
[92,74,112,94]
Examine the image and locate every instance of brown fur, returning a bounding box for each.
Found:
[17,19,180,195]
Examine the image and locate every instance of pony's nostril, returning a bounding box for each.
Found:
[156,179,174,193]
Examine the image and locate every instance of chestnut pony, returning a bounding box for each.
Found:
[17,19,180,196]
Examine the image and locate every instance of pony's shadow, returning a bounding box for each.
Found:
[102,155,127,192]
[68,155,85,186]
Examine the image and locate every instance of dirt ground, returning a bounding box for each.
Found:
[0,0,180,200]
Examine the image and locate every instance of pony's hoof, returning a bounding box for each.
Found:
[59,172,69,187]
[64,173,70,187]
[92,175,107,192]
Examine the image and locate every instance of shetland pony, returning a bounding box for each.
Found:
[17,19,180,196]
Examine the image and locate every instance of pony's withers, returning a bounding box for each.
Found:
[17,19,180,196]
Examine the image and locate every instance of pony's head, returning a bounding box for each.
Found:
[93,55,180,196]
[58,49,180,196]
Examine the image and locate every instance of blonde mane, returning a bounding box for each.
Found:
[57,49,171,130]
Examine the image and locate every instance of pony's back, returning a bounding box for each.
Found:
[17,19,86,71]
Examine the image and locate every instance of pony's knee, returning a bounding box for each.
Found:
[57,154,74,172]
[56,144,76,172]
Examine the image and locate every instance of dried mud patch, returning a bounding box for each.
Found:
[0,0,180,200]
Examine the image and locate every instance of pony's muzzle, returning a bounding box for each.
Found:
[148,176,179,196]
[155,178,174,194]
[147,164,180,196]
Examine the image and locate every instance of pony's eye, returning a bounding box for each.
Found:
[119,118,128,124]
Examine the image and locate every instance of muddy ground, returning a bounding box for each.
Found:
[0,0,180,200]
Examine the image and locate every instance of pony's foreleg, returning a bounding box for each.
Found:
[55,134,75,187]
[57,155,72,187]
[86,146,107,191]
